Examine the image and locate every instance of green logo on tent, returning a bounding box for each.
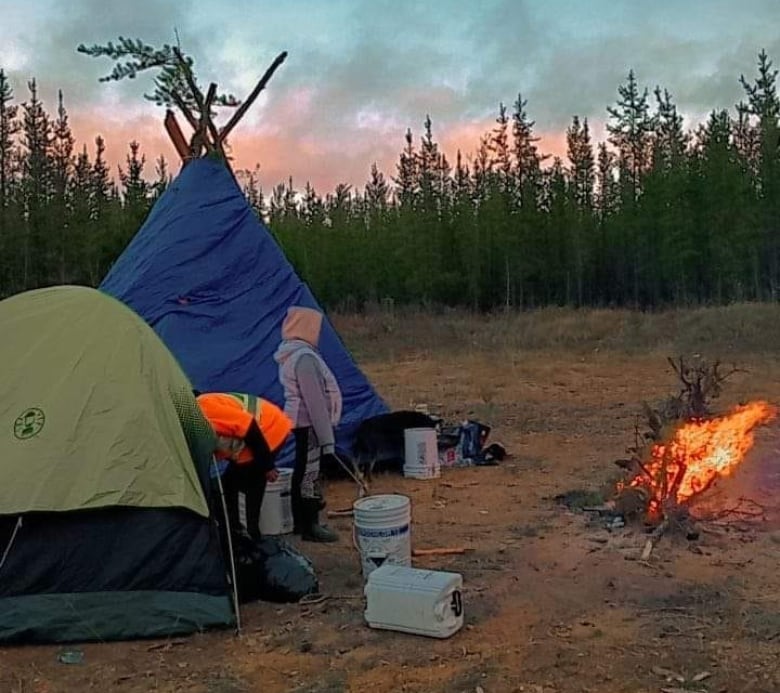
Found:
[13,408,46,440]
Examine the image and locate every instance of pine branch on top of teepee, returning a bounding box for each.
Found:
[77,36,240,111]
[78,34,287,168]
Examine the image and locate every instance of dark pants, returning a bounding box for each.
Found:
[221,461,267,538]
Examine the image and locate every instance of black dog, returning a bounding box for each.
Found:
[351,410,440,482]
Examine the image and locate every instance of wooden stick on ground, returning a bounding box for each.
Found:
[641,518,670,561]
[412,547,466,557]
[326,509,353,518]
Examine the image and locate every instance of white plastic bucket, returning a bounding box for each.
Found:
[353,494,412,579]
[403,427,440,479]
[258,468,294,535]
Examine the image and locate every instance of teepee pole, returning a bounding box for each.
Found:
[201,83,223,151]
[164,110,191,162]
[218,51,288,143]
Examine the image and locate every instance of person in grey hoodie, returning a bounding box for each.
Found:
[274,306,342,542]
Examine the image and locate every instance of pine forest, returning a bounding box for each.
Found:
[1,50,778,311]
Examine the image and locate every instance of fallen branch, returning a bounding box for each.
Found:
[326,508,353,518]
[412,547,466,556]
[298,593,362,606]
[582,505,616,514]
[711,507,764,520]
[738,496,769,511]
[146,639,186,651]
[641,518,670,561]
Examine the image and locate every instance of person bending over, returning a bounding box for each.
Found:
[197,392,292,539]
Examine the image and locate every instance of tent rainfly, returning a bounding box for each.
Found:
[0,286,234,643]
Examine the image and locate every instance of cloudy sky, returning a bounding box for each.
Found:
[2,0,778,192]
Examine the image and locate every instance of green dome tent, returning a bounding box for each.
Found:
[0,286,235,643]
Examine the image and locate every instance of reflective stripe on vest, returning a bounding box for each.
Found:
[214,393,292,461]
[213,393,257,462]
[226,392,259,418]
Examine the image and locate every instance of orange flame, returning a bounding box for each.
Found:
[623,401,777,517]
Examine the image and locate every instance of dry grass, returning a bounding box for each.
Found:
[332,302,780,362]
[4,303,780,693]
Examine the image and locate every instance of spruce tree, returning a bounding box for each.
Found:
[70,145,92,284]
[642,87,691,304]
[365,162,389,218]
[511,93,544,210]
[0,70,20,295]
[19,79,54,287]
[0,70,19,212]
[607,70,654,304]
[118,140,150,262]
[51,91,74,282]
[607,70,653,202]
[152,154,170,201]
[566,116,596,304]
[394,128,417,209]
[740,50,780,296]
[566,115,595,211]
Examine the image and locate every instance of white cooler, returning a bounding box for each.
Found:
[363,564,464,638]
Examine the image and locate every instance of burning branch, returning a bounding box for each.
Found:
[665,355,745,420]
[612,355,776,548]
[618,400,777,528]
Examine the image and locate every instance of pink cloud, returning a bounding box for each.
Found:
[67,104,596,196]
[69,110,181,180]
[439,118,571,168]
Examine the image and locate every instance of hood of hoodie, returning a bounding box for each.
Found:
[280,307,322,346]
[273,338,314,365]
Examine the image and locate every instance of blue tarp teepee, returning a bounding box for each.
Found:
[100,158,388,467]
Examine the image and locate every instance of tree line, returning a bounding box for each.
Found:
[1,50,778,310]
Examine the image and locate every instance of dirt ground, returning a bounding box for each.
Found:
[2,319,780,692]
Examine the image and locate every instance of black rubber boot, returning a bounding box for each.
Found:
[300,498,338,543]
[291,488,304,535]
[291,428,308,535]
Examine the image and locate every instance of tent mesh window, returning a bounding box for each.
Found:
[171,385,217,477]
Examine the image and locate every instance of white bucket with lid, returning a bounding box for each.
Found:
[403,427,440,479]
[238,468,294,535]
[353,494,412,579]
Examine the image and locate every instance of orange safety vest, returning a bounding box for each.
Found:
[197,392,293,464]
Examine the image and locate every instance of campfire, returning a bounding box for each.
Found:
[603,356,778,558]
[617,400,778,522]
